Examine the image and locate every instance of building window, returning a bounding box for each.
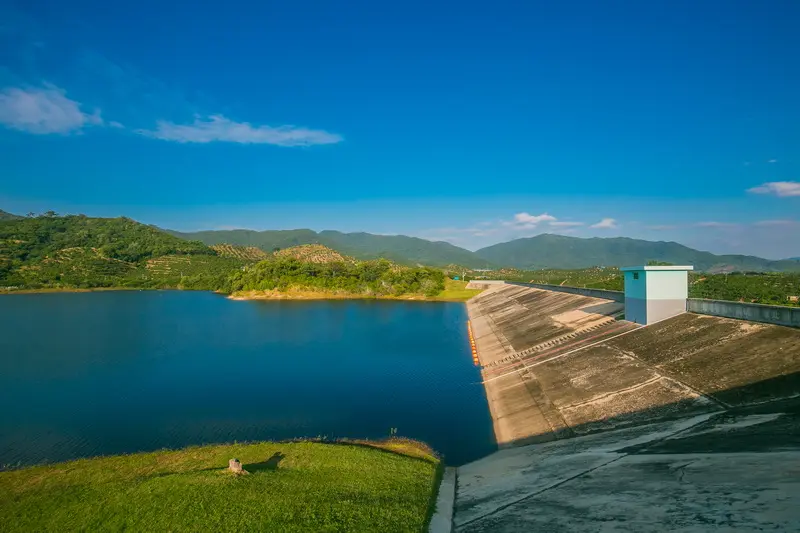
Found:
[633,272,639,280]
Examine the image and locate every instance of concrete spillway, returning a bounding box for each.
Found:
[450,284,800,532]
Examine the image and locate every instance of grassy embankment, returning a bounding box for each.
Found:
[229,279,483,302]
[0,439,440,533]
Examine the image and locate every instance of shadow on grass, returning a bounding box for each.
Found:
[245,452,284,472]
[139,452,286,481]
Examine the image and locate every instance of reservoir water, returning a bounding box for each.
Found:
[0,291,495,467]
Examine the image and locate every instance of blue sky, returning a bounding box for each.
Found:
[1,0,798,258]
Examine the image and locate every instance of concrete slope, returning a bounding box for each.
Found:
[454,410,800,532]
[468,285,642,445]
[469,285,800,447]
[459,285,800,532]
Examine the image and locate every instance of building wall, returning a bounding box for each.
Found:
[623,271,647,300]
[645,270,689,300]
[625,297,647,325]
[646,298,687,324]
[623,270,689,325]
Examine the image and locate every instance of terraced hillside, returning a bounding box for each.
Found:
[0,215,221,290]
[145,255,246,284]
[210,243,270,261]
[274,244,354,264]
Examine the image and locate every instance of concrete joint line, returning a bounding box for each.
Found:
[454,454,628,531]
[615,344,731,411]
[453,413,719,530]
[560,376,663,411]
[483,323,644,384]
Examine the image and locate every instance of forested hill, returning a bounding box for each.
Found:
[0,215,231,290]
[167,228,495,268]
[475,234,800,273]
[0,215,448,298]
[0,209,22,221]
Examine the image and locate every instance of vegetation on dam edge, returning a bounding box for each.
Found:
[228,278,482,302]
[0,439,440,533]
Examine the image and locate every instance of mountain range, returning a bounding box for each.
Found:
[172,228,800,273]
[475,234,800,273]
[3,209,799,272]
[166,228,496,269]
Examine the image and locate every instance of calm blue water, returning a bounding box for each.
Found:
[0,291,495,467]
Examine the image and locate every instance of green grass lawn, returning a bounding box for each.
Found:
[0,439,440,533]
[433,279,484,301]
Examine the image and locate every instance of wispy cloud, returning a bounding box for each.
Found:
[0,83,102,134]
[694,221,737,228]
[747,181,800,197]
[590,218,619,229]
[136,114,343,147]
[768,159,778,163]
[645,224,677,230]
[550,221,584,227]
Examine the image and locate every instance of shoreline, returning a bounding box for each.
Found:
[227,288,477,302]
[1,286,482,302]
[0,286,147,295]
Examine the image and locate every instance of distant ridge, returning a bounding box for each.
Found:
[167,228,496,268]
[0,209,23,221]
[475,233,800,273]
[5,211,797,273]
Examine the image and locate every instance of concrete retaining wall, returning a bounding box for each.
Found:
[688,298,800,328]
[509,282,625,303]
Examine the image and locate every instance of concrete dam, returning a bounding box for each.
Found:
[437,275,800,532]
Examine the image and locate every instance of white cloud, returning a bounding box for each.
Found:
[137,114,343,147]
[501,212,565,231]
[513,212,557,225]
[747,181,800,197]
[768,159,777,163]
[0,83,102,134]
[549,221,583,227]
[108,120,124,128]
[590,218,619,229]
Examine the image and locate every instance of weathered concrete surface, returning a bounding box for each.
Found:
[455,410,800,532]
[429,467,456,533]
[469,285,800,446]
[608,312,800,407]
[469,285,708,446]
[459,284,800,532]
[688,298,800,328]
